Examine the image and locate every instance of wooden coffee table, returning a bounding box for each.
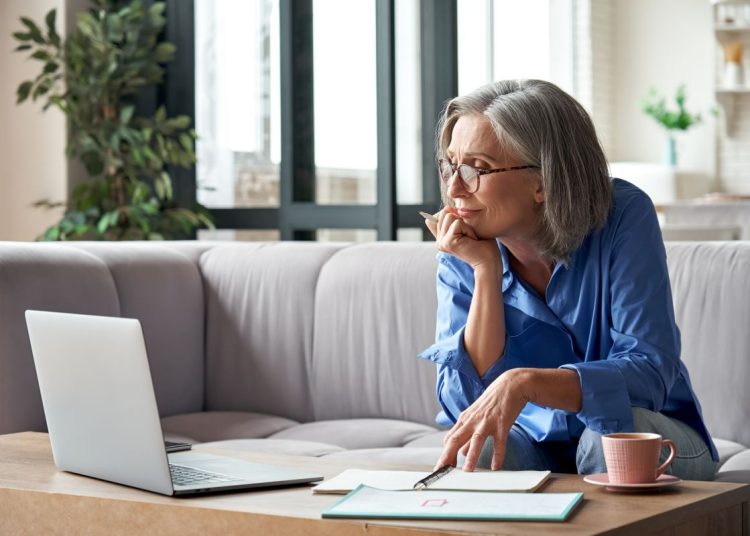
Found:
[0,432,747,535]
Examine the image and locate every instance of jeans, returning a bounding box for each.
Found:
[469,408,718,481]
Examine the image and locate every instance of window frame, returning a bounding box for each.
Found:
[164,0,457,240]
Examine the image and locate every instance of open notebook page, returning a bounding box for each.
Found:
[312,468,550,494]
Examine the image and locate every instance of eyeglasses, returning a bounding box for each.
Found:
[437,159,539,193]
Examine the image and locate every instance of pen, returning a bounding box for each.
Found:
[419,211,438,224]
[413,464,454,490]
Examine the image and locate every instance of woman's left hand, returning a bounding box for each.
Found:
[435,368,531,472]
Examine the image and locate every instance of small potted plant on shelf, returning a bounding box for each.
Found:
[640,84,704,168]
[12,0,213,240]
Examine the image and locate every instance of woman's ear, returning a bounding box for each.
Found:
[533,177,545,204]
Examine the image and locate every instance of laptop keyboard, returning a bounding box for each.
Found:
[169,463,242,486]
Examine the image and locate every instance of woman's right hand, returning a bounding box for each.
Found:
[425,208,500,272]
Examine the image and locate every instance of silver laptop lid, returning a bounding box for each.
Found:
[26,310,174,495]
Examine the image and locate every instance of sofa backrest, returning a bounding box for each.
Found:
[201,242,346,422]
[310,243,441,426]
[3,240,749,446]
[666,241,750,447]
[0,242,207,435]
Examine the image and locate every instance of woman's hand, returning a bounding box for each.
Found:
[435,368,531,472]
[424,208,499,271]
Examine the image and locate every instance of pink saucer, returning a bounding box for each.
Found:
[583,473,681,492]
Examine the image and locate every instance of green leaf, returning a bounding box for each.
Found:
[97,209,120,234]
[110,132,121,151]
[154,177,165,200]
[14,44,32,52]
[16,81,33,103]
[31,50,51,61]
[169,116,191,130]
[20,17,45,43]
[43,62,58,74]
[44,9,56,29]
[154,106,166,122]
[43,226,61,241]
[120,105,134,125]
[148,3,166,17]
[81,150,105,176]
[45,9,59,47]
[12,32,32,42]
[153,42,176,63]
[21,17,42,34]
[179,133,193,151]
[31,78,52,100]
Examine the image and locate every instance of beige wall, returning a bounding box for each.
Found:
[0,0,67,241]
[610,0,716,179]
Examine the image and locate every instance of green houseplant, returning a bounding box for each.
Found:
[640,85,703,167]
[13,0,213,240]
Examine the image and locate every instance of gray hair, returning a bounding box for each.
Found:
[436,79,612,263]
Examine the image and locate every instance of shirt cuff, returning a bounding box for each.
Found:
[418,327,483,383]
[560,362,634,435]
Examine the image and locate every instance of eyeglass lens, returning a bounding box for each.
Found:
[439,161,478,187]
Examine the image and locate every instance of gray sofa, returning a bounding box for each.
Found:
[0,240,748,483]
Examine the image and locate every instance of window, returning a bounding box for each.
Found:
[195,0,281,208]
[313,0,377,206]
[457,0,575,97]
[166,0,577,242]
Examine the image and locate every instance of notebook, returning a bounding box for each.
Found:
[25,310,323,496]
[322,485,583,521]
[312,468,551,494]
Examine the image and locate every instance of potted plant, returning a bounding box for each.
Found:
[640,85,704,168]
[12,0,213,240]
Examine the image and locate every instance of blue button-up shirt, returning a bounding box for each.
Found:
[419,179,718,461]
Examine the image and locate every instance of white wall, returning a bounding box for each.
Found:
[0,0,67,241]
[610,0,716,181]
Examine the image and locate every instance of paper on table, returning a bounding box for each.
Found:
[312,468,550,494]
[322,485,583,521]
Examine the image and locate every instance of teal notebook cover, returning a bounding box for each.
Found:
[322,485,583,522]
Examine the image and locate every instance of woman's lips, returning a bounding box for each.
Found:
[457,209,480,219]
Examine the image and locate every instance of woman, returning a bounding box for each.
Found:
[419,79,718,480]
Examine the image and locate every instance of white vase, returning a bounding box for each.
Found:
[724,61,744,88]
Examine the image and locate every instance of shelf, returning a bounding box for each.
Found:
[714,1,750,136]
[715,23,750,30]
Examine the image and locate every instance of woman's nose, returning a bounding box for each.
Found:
[446,171,468,198]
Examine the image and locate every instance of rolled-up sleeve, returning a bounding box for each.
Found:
[418,254,509,425]
[561,193,682,435]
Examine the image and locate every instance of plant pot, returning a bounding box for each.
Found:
[663,135,677,167]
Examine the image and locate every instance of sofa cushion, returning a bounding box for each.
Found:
[311,243,441,425]
[197,439,344,457]
[69,243,206,417]
[404,431,447,448]
[0,243,120,435]
[714,438,749,468]
[321,447,442,467]
[201,243,345,422]
[161,411,298,443]
[268,419,438,449]
[716,448,750,473]
[666,242,750,447]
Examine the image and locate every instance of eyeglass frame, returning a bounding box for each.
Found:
[437,158,539,193]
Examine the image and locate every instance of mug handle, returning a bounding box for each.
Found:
[655,439,677,477]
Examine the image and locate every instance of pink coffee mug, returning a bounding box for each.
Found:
[601,432,677,484]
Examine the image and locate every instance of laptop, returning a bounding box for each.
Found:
[25,310,323,496]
